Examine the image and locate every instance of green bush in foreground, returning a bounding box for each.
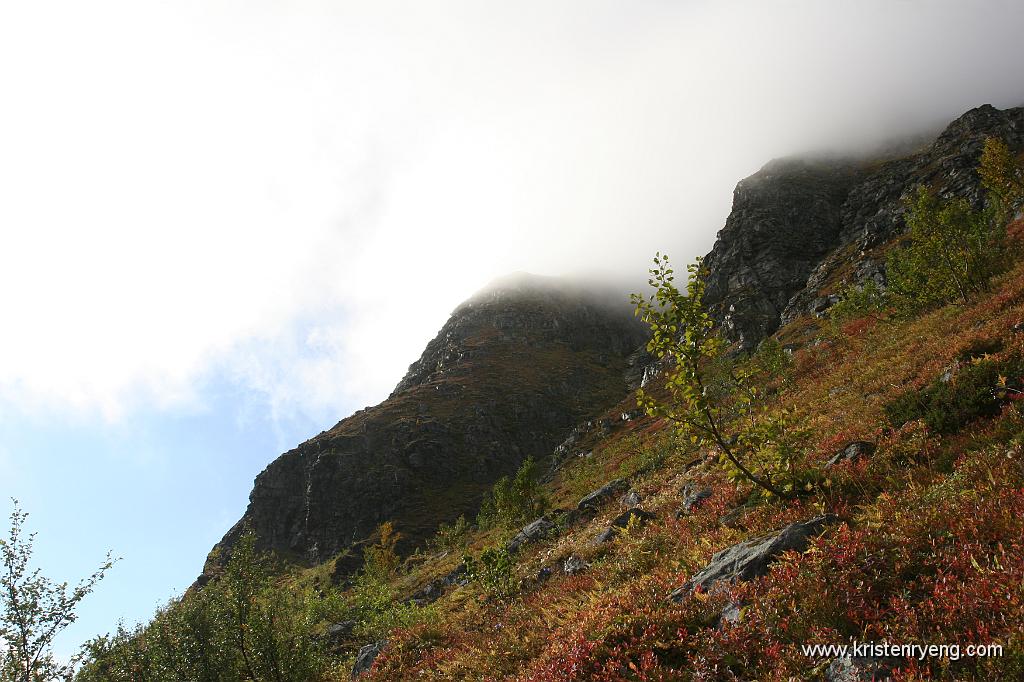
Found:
[77,534,333,682]
[632,254,808,499]
[1,500,114,682]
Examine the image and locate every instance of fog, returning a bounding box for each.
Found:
[2,0,1023,424]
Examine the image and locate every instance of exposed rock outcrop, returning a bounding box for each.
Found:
[204,274,647,581]
[825,441,876,468]
[577,479,630,512]
[351,640,386,678]
[824,655,901,682]
[704,104,1024,349]
[670,515,838,600]
[507,515,557,553]
[703,157,867,349]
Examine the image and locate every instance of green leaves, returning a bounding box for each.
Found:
[979,137,1024,221]
[632,254,803,500]
[1,499,115,682]
[887,184,1006,314]
[476,457,547,531]
[78,531,339,682]
[463,546,517,601]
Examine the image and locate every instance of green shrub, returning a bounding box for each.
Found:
[345,523,438,640]
[887,186,1005,314]
[631,253,805,499]
[1,501,115,682]
[979,136,1024,219]
[751,337,794,390]
[78,532,334,682]
[828,280,887,327]
[615,433,675,479]
[463,547,517,600]
[477,457,547,530]
[884,354,1024,434]
[427,515,470,553]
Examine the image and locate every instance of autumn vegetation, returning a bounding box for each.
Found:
[4,137,1023,680]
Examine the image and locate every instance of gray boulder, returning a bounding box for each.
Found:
[351,640,386,678]
[717,602,743,628]
[670,515,838,600]
[679,484,713,515]
[825,442,876,468]
[441,562,469,587]
[620,490,643,509]
[563,555,589,575]
[325,620,356,643]
[507,515,556,553]
[824,655,901,681]
[718,505,752,529]
[408,579,444,606]
[578,479,630,511]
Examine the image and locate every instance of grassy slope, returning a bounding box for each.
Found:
[347,234,1024,680]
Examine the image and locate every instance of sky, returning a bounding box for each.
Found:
[1,0,1023,660]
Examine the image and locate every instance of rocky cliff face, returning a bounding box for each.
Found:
[204,274,647,580]
[205,104,1023,585]
[705,104,1024,349]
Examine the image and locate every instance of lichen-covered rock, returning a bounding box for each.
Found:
[824,655,901,682]
[717,602,743,628]
[595,507,656,543]
[409,580,445,606]
[325,620,356,644]
[351,640,386,678]
[507,516,557,553]
[620,490,642,509]
[563,555,589,575]
[578,479,630,512]
[670,515,838,600]
[679,484,713,515]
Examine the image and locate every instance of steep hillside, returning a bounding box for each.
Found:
[81,104,1024,682]
[204,274,648,580]
[705,104,1024,349]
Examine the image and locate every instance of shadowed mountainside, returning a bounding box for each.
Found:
[704,104,1024,349]
[204,104,1024,586]
[204,274,648,581]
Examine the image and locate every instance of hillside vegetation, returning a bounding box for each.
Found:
[66,117,1024,680]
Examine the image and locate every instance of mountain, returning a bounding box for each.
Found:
[87,103,1024,681]
[206,104,1024,583]
[203,273,647,580]
[704,104,1024,349]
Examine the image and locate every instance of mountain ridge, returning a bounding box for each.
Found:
[204,103,1024,587]
[203,273,648,582]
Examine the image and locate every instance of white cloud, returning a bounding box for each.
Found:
[1,1,1022,423]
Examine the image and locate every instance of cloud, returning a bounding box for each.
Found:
[1,0,1023,423]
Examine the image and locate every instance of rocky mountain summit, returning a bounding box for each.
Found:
[205,104,1023,585]
[705,104,1024,349]
[204,274,647,580]
[89,102,1024,681]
